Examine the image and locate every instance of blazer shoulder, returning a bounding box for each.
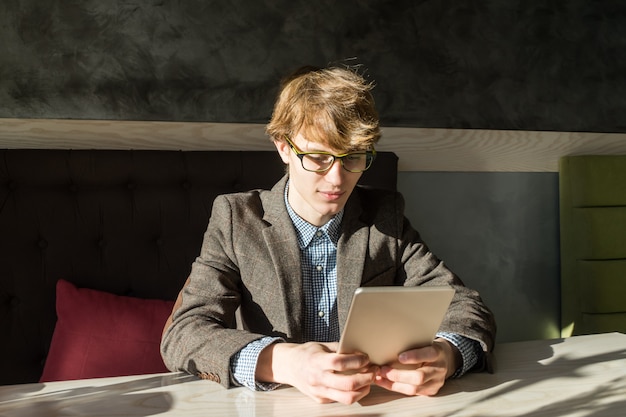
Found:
[212,189,266,218]
[352,186,405,217]
[211,178,287,225]
[354,185,401,200]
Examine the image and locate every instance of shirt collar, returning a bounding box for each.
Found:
[284,181,343,249]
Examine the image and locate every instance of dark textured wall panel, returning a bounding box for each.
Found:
[1,1,625,132]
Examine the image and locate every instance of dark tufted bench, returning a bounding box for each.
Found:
[0,149,397,385]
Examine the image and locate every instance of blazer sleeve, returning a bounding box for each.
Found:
[160,193,273,388]
[399,194,496,369]
[357,189,497,371]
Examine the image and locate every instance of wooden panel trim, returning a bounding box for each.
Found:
[2,118,626,172]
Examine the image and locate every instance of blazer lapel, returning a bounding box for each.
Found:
[261,177,305,342]
[336,190,368,333]
[259,179,370,340]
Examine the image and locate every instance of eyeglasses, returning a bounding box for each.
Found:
[284,136,376,173]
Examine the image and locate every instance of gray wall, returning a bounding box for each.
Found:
[399,172,561,342]
[3,1,623,342]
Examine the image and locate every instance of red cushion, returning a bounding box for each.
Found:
[40,279,174,382]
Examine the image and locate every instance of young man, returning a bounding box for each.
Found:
[161,66,496,405]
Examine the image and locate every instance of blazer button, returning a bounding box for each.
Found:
[197,371,221,383]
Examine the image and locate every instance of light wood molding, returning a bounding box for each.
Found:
[2,118,626,172]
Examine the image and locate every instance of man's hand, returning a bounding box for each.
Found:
[256,341,377,404]
[373,338,461,397]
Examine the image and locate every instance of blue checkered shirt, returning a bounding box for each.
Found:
[230,185,480,390]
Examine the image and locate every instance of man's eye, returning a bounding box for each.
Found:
[308,154,332,163]
[345,154,365,161]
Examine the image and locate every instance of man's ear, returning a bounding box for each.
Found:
[274,139,291,165]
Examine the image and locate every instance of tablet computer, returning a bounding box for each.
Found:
[337,286,455,366]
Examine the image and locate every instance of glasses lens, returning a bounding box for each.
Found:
[342,153,370,172]
[302,154,335,172]
[299,151,374,173]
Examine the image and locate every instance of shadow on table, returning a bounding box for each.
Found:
[470,337,625,416]
[0,372,197,417]
[359,336,626,415]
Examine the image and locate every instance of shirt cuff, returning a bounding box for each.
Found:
[436,332,482,378]
[230,336,284,391]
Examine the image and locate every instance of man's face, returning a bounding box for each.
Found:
[274,132,363,226]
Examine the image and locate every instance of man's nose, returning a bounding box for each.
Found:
[323,158,345,183]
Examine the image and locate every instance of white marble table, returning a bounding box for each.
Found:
[1,332,624,417]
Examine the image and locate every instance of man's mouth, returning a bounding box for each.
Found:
[319,191,344,201]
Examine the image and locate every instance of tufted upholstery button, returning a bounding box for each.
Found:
[127,182,136,190]
[181,181,191,190]
[8,181,17,190]
[98,239,106,249]
[197,371,221,383]
[69,184,78,192]
[7,295,20,308]
[155,237,163,246]
[38,239,48,249]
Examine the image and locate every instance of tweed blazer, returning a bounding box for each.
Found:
[161,175,496,388]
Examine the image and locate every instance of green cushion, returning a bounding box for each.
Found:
[560,155,626,336]
[573,207,626,259]
[582,313,626,334]
[567,156,626,207]
[578,260,626,313]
